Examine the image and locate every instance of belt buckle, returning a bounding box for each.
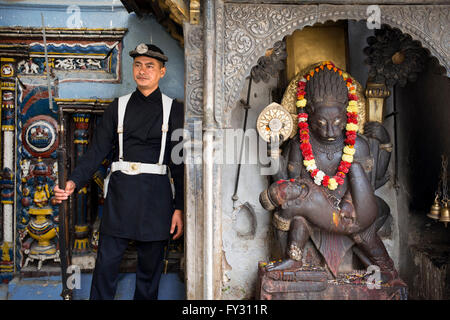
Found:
[130,162,141,173]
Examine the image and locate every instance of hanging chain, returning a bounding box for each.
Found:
[440,155,448,204]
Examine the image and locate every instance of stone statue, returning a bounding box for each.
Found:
[259,62,400,285]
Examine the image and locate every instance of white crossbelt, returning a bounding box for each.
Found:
[103,92,173,197]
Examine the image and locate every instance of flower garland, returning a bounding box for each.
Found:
[295,61,359,191]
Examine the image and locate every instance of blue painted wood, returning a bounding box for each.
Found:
[1,273,185,300]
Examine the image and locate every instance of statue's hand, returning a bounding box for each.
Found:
[363,121,390,144]
[267,133,283,158]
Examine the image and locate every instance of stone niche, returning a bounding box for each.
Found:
[183,1,450,299]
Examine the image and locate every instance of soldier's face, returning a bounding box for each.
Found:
[133,56,166,93]
[308,104,346,143]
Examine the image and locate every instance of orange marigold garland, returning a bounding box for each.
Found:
[296,61,359,191]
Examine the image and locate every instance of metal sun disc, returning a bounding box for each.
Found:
[269,118,283,132]
[256,102,293,143]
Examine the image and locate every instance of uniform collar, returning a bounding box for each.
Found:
[135,87,161,103]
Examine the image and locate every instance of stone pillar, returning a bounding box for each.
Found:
[183,20,205,299]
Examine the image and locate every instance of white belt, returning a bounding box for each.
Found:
[111,161,167,175]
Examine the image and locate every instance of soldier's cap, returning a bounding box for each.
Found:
[129,43,168,63]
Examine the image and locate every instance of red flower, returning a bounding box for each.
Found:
[348,93,359,101]
[347,112,358,122]
[300,134,309,142]
[298,113,308,119]
[336,171,346,179]
[300,142,312,152]
[298,122,308,130]
[311,169,319,177]
[299,128,309,135]
[334,175,345,185]
[338,161,351,173]
[346,131,357,139]
[322,175,330,186]
[345,138,356,145]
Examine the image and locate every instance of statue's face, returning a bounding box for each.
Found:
[308,103,346,143]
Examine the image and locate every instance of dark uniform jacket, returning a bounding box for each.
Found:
[69,87,184,241]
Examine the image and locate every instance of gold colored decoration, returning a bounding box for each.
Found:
[440,202,450,227]
[285,23,348,83]
[288,243,302,261]
[256,102,294,143]
[0,242,13,273]
[1,242,12,262]
[428,155,449,227]
[160,0,189,25]
[73,224,90,252]
[1,57,15,77]
[365,82,391,123]
[131,163,140,172]
[26,208,58,256]
[427,195,441,220]
[272,212,291,232]
[280,62,366,139]
[190,0,200,25]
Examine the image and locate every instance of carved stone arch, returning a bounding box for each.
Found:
[221,3,450,127]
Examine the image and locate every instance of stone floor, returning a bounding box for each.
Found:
[0,272,185,300]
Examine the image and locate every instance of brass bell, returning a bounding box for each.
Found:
[427,197,441,220]
[439,201,450,227]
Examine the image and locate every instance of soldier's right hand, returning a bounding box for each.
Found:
[53,180,76,203]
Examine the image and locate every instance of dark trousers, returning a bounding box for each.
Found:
[90,233,166,300]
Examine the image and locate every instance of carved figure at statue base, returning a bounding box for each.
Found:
[258,62,405,297]
[20,158,60,270]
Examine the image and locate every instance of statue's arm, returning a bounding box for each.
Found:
[287,136,303,179]
[363,121,392,189]
[270,137,302,181]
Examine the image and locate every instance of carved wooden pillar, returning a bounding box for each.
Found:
[365,82,391,123]
[0,57,17,278]
[72,113,91,254]
[190,0,200,24]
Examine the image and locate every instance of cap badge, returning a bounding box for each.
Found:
[136,43,148,54]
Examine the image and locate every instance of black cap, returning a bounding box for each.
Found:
[129,43,168,63]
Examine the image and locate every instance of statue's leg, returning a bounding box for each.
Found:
[266,216,311,272]
[352,223,401,284]
[271,228,287,261]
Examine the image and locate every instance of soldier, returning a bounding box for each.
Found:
[54,43,184,300]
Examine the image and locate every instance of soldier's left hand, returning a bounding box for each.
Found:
[170,209,184,240]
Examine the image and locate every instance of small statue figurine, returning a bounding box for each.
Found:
[33,184,50,208]
[259,61,400,284]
